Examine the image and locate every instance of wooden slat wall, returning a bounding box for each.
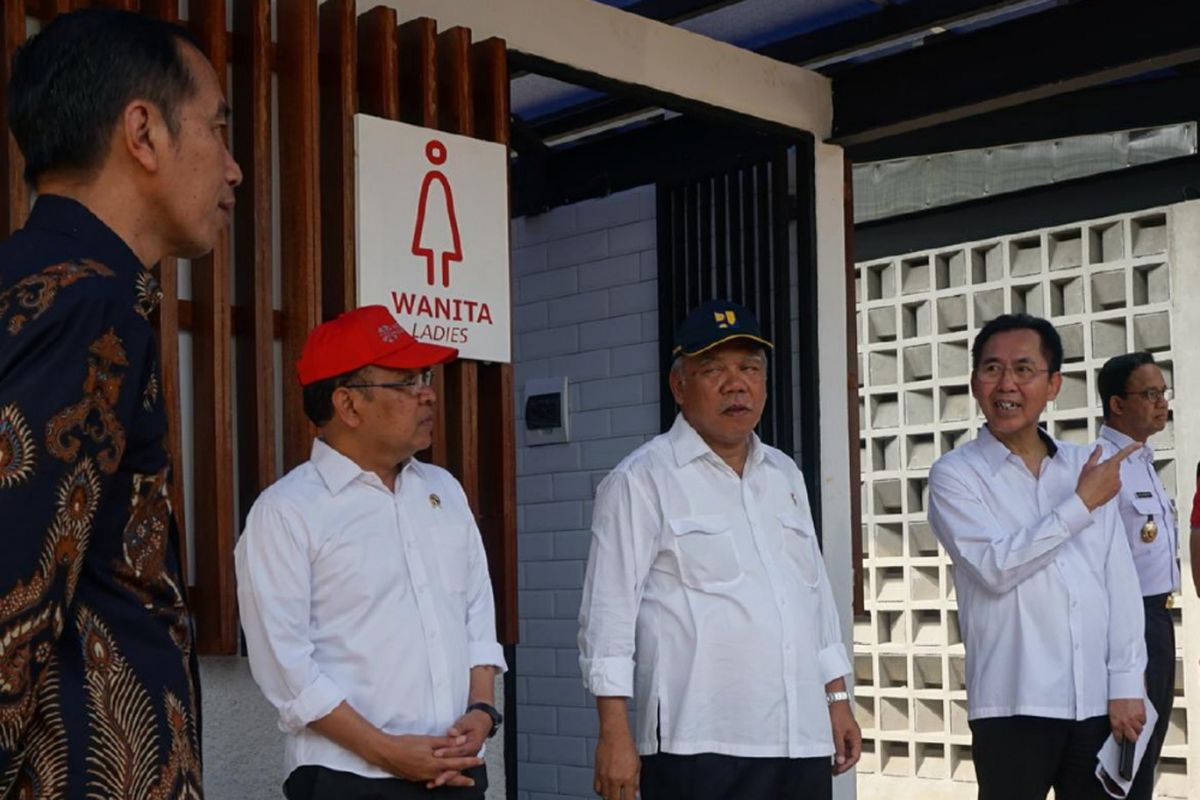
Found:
[318,0,355,321]
[277,0,321,473]
[187,0,237,655]
[7,1,519,651]
[231,0,275,530]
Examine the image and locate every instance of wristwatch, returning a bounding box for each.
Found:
[467,702,504,738]
[825,690,851,706]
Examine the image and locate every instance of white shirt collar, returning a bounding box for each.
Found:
[1099,424,1151,460]
[977,423,1060,474]
[667,413,765,470]
[310,438,424,495]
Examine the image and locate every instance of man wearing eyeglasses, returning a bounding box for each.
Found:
[1092,352,1176,800]
[235,305,506,800]
[928,313,1145,800]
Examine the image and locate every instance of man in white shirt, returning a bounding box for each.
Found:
[235,305,507,800]
[578,300,860,800]
[928,313,1146,800]
[1093,352,1176,800]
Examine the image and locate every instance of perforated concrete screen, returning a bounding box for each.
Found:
[854,203,1200,800]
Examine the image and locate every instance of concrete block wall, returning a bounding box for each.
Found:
[512,186,660,800]
[854,206,1194,799]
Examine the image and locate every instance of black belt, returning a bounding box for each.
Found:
[1143,592,1172,608]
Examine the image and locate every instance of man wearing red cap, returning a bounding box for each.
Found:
[235,306,507,800]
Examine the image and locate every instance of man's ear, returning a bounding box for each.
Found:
[669,367,686,406]
[121,99,166,174]
[330,386,361,429]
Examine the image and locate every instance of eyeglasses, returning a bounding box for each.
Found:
[1123,387,1173,403]
[974,362,1050,385]
[343,369,434,397]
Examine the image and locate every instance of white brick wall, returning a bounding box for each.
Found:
[854,205,1196,800]
[512,185,660,800]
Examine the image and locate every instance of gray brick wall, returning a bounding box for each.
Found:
[512,186,659,800]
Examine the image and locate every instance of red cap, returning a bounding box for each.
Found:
[296,305,457,386]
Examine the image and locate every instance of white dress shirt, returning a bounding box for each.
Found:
[577,414,851,758]
[235,439,507,779]
[1095,424,1179,596]
[928,425,1146,722]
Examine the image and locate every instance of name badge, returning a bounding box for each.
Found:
[1135,491,1154,498]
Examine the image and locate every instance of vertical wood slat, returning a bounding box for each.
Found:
[0,0,26,236]
[471,35,517,643]
[187,0,236,654]
[357,6,399,120]
[143,0,188,587]
[277,0,322,470]
[318,0,355,320]
[436,26,479,513]
[396,16,447,468]
[232,0,275,524]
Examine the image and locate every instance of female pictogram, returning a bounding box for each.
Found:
[410,139,463,288]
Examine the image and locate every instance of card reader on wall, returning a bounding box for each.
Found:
[524,377,569,446]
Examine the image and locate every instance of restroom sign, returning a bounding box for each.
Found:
[355,113,511,363]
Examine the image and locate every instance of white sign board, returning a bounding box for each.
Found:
[355,113,511,362]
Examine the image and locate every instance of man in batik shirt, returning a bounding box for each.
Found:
[0,10,240,798]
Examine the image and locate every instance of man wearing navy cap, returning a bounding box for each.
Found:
[578,300,860,800]
[235,305,506,800]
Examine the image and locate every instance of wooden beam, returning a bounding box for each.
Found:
[187,0,238,655]
[277,0,322,469]
[232,0,277,524]
[318,0,357,320]
[0,0,27,235]
[471,35,518,644]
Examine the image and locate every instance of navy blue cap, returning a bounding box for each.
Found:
[673,299,773,357]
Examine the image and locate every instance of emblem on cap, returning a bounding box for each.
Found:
[378,323,402,343]
[714,310,737,329]
[430,493,441,508]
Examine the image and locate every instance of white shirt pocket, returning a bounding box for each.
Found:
[667,513,741,589]
[778,511,821,588]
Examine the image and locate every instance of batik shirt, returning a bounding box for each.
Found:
[0,195,201,799]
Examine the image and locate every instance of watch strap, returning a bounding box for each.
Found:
[825,690,851,706]
[467,701,503,738]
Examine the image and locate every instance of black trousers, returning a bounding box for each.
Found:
[283,764,487,800]
[1127,594,1176,800]
[640,752,832,800]
[970,715,1111,800]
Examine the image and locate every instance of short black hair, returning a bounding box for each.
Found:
[302,369,365,427]
[1098,352,1156,421]
[971,313,1064,374]
[8,9,200,185]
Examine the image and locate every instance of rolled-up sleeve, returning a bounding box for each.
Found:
[577,469,660,698]
[463,494,507,672]
[235,498,347,733]
[793,470,851,685]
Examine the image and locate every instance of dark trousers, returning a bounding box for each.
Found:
[970,715,1112,800]
[283,765,487,800]
[640,752,832,800]
[1128,594,1176,800]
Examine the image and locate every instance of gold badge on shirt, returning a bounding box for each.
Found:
[429,493,441,508]
[1140,515,1158,543]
